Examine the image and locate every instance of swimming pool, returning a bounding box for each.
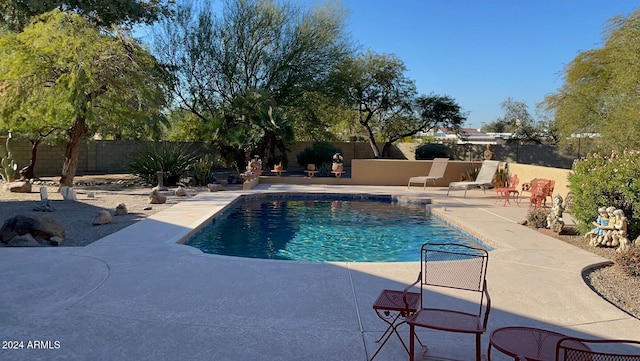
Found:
[185,194,491,262]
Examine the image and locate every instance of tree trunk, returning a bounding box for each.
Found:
[363,124,381,158]
[381,142,392,158]
[59,116,89,188]
[19,139,42,180]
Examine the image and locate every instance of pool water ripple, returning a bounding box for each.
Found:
[185,196,489,262]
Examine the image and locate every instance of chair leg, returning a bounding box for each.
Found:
[409,324,415,361]
[476,333,481,361]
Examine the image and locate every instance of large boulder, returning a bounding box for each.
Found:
[149,189,167,204]
[3,181,32,193]
[0,214,65,244]
[115,203,128,216]
[92,210,113,225]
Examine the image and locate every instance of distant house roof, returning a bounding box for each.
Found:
[417,127,512,145]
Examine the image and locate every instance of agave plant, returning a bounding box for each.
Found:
[129,142,198,186]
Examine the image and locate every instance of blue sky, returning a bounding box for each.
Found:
[324,0,639,128]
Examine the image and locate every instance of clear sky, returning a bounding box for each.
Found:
[323,0,639,129]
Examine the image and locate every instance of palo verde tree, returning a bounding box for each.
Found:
[153,0,352,165]
[0,10,168,186]
[486,97,543,144]
[541,8,640,151]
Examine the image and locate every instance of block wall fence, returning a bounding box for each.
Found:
[1,138,575,177]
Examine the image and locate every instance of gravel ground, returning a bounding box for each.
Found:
[1,175,638,320]
[0,174,240,246]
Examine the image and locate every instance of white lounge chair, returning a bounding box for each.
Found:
[407,158,449,190]
[447,160,500,197]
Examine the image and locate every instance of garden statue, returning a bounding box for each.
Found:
[584,206,632,252]
[546,194,564,233]
[584,206,608,246]
[483,144,495,160]
[332,152,344,173]
[241,156,262,181]
[611,209,631,253]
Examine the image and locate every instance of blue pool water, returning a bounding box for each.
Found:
[185,194,491,262]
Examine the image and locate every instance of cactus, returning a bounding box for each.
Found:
[0,133,18,182]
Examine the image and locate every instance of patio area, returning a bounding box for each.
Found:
[1,184,639,360]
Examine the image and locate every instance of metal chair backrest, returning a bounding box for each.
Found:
[556,337,640,361]
[419,243,489,313]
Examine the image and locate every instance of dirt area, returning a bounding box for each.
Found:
[1,174,638,320]
[0,173,241,246]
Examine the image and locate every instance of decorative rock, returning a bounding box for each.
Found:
[149,189,167,204]
[39,187,48,200]
[6,234,40,247]
[115,203,128,216]
[207,183,225,192]
[49,236,63,246]
[33,200,56,212]
[92,210,113,225]
[3,181,32,193]
[60,186,77,201]
[0,214,66,244]
[143,206,152,211]
[175,186,187,197]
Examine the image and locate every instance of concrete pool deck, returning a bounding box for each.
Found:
[1,184,639,360]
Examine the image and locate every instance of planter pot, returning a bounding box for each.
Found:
[307,164,316,171]
[332,163,343,172]
[274,165,283,171]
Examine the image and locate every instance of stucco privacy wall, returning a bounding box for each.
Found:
[1,138,574,177]
[0,139,211,176]
[350,160,572,199]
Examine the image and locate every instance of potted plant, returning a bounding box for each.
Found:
[332,152,344,172]
[493,169,508,188]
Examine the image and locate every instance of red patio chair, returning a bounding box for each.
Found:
[404,243,490,361]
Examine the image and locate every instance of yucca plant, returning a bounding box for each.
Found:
[194,154,217,185]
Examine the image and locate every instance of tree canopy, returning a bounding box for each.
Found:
[153,0,353,165]
[0,0,171,32]
[329,51,466,157]
[541,8,640,151]
[0,10,168,185]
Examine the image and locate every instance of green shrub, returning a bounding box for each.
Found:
[129,142,198,186]
[526,208,549,229]
[568,150,640,239]
[296,141,342,168]
[317,162,331,177]
[615,247,640,277]
[415,143,449,160]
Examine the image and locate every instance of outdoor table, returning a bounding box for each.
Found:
[331,171,345,178]
[271,169,286,176]
[488,326,590,360]
[370,289,421,361]
[304,170,318,177]
[495,186,520,206]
